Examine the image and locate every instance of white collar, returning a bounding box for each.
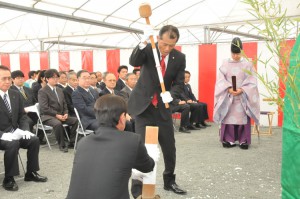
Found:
[0,90,8,98]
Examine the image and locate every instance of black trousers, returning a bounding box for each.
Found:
[171,103,190,127]
[43,116,78,147]
[131,104,176,198]
[189,102,209,124]
[0,136,40,177]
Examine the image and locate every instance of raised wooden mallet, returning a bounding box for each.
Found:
[139,3,169,109]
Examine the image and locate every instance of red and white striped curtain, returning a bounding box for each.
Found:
[0,40,295,126]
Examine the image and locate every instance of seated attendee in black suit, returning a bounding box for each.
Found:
[99,72,120,96]
[67,94,157,199]
[119,73,138,132]
[89,72,101,93]
[72,70,99,131]
[119,73,137,103]
[63,71,78,117]
[57,71,67,89]
[38,69,78,153]
[31,70,47,102]
[10,70,46,144]
[181,71,210,128]
[115,65,128,91]
[99,72,134,132]
[0,65,47,191]
[170,97,199,133]
[95,71,103,89]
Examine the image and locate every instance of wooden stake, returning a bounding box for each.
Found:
[141,126,159,199]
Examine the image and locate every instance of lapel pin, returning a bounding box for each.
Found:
[172,57,175,59]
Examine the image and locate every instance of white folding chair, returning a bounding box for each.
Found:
[74,108,93,152]
[33,103,70,150]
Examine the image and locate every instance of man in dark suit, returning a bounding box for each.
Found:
[57,71,67,89]
[67,95,157,199]
[38,69,78,153]
[72,70,99,131]
[128,25,187,197]
[115,65,128,91]
[95,71,103,89]
[181,71,210,128]
[0,65,47,191]
[170,98,198,133]
[119,73,137,103]
[10,70,46,144]
[100,72,134,132]
[63,71,78,117]
[99,72,121,97]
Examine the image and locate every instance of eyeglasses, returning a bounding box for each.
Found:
[0,77,12,81]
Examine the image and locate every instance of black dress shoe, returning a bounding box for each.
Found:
[201,121,211,127]
[164,183,187,195]
[3,177,18,191]
[187,125,199,130]
[195,123,205,128]
[222,141,236,148]
[24,172,48,182]
[239,143,249,150]
[68,142,75,148]
[179,126,191,133]
[39,140,47,145]
[59,146,68,153]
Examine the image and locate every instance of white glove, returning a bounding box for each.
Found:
[131,169,148,182]
[145,144,160,162]
[141,25,155,43]
[160,91,173,103]
[13,129,35,140]
[0,133,15,141]
[22,131,35,139]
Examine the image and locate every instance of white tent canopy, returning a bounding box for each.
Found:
[0,0,299,52]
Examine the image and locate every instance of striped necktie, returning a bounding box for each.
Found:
[3,93,12,114]
[88,89,95,99]
[3,94,14,132]
[20,87,28,100]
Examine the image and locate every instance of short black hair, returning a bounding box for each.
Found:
[185,71,191,75]
[132,68,140,74]
[77,70,89,78]
[11,70,25,79]
[0,65,10,72]
[37,70,46,84]
[117,65,128,73]
[28,71,36,78]
[159,25,180,42]
[94,94,127,128]
[45,69,59,79]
